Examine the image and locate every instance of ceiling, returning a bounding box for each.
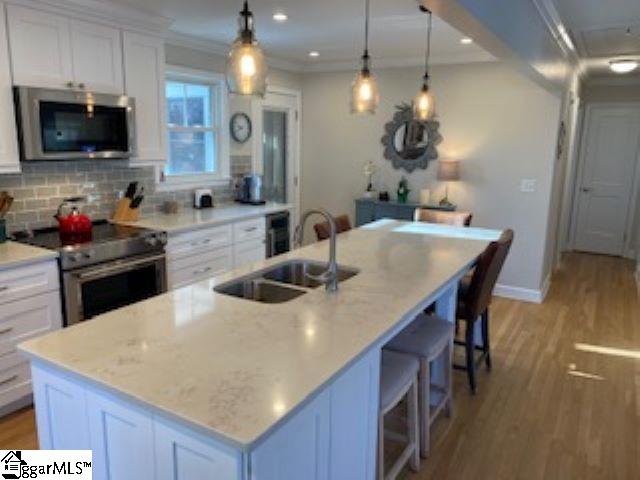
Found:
[107,0,493,70]
[552,0,640,79]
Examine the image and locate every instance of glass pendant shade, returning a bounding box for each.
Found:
[351,65,379,114]
[226,39,267,96]
[226,2,267,96]
[414,83,435,120]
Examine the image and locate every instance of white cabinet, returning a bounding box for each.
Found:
[155,418,243,480]
[0,259,62,414]
[7,5,73,89]
[233,238,266,268]
[87,391,155,480]
[0,4,19,174]
[6,5,123,94]
[250,390,330,480]
[169,246,233,289]
[123,31,167,164]
[69,20,123,94]
[32,366,90,450]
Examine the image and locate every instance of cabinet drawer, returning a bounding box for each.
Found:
[169,247,233,289]
[167,225,233,260]
[233,217,265,243]
[0,261,59,304]
[0,291,63,358]
[0,362,31,407]
[233,238,266,268]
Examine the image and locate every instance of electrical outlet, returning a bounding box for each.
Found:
[520,179,536,193]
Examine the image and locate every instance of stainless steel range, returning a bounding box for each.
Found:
[14,220,167,326]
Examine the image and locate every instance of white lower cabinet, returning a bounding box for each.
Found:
[155,419,243,480]
[30,348,380,480]
[87,391,155,480]
[166,216,271,290]
[233,238,266,268]
[0,259,62,414]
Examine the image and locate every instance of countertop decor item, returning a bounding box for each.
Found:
[350,0,379,114]
[230,112,252,143]
[112,183,144,222]
[379,191,390,202]
[363,160,377,198]
[0,219,5,244]
[437,159,460,208]
[381,103,442,172]
[397,176,410,203]
[226,1,267,96]
[413,6,436,121]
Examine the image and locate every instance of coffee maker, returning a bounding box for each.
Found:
[236,174,265,205]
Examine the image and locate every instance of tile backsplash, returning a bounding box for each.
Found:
[0,155,252,233]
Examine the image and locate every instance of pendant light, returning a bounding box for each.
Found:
[226,1,267,96]
[414,7,435,121]
[351,0,379,114]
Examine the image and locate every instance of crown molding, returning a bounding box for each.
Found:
[531,0,583,79]
[7,0,172,34]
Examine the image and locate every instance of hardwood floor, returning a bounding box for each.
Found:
[1,253,638,478]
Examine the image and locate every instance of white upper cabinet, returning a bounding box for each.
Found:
[69,20,124,94]
[0,3,19,173]
[7,5,73,89]
[123,31,167,164]
[7,5,124,94]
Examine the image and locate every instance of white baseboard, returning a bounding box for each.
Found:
[494,274,551,304]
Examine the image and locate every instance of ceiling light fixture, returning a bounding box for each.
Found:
[309,51,320,58]
[350,0,379,114]
[609,59,639,74]
[460,37,473,45]
[272,12,288,22]
[413,7,435,121]
[226,1,268,96]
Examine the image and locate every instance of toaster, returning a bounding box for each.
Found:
[194,189,214,209]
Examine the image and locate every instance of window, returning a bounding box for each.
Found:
[160,68,229,189]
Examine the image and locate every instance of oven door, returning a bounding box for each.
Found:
[62,253,166,327]
[15,86,136,161]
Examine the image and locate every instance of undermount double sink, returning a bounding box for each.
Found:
[214,259,359,303]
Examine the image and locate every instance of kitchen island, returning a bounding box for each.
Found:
[19,220,497,480]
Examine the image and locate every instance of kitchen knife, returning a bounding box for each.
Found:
[125,182,138,199]
[130,194,144,209]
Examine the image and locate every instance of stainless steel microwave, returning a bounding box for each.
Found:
[13,86,136,161]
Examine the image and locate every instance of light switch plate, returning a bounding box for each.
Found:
[520,179,536,193]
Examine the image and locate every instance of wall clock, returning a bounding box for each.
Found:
[230,112,252,144]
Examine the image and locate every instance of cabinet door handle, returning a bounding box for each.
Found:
[0,374,18,387]
[244,226,257,232]
[191,238,211,247]
[78,82,86,89]
[193,266,212,276]
[66,81,75,89]
[0,286,8,292]
[0,327,13,335]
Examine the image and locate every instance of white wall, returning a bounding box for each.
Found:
[301,62,561,293]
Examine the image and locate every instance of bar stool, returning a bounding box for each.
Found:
[378,350,420,480]
[386,314,454,458]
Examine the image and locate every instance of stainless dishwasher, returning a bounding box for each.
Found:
[266,211,290,257]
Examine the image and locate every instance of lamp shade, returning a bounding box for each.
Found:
[437,160,460,181]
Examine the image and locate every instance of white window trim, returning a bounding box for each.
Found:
[156,65,230,192]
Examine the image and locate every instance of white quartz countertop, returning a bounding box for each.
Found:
[0,240,58,271]
[114,202,293,234]
[19,220,495,450]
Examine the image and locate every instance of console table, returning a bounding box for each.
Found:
[355,198,455,227]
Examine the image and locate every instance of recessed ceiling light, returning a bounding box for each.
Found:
[460,37,473,45]
[272,12,288,22]
[609,59,639,74]
[308,51,320,58]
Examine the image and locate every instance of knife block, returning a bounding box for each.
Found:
[112,198,133,222]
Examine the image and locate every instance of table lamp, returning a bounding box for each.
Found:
[437,159,460,207]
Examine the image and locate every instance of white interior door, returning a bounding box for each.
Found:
[573,104,640,256]
[254,90,301,224]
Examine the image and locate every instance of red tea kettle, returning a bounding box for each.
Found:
[54,197,93,241]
